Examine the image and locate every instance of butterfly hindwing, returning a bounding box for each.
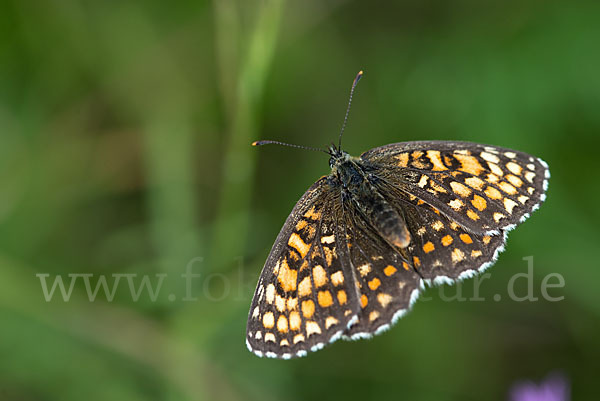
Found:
[400,193,508,282]
[338,203,421,339]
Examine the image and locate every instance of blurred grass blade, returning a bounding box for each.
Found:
[211,0,286,269]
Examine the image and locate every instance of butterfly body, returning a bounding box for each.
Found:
[330,147,411,250]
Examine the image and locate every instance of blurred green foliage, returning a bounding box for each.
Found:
[1,0,599,400]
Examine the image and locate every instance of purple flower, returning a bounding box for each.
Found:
[509,372,570,401]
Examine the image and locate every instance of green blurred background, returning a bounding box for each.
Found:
[1,0,599,400]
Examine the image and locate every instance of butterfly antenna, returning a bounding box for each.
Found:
[252,140,329,154]
[338,70,363,150]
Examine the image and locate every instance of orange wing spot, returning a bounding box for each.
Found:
[431,220,444,231]
[441,235,453,246]
[377,293,393,308]
[487,162,504,176]
[471,194,487,211]
[384,265,397,276]
[427,150,448,171]
[298,276,311,297]
[264,333,276,343]
[306,321,322,337]
[369,311,380,322]
[287,297,298,311]
[486,173,500,183]
[304,224,317,241]
[358,263,371,277]
[402,261,410,271]
[320,234,335,244]
[413,256,421,267]
[451,248,466,263]
[325,316,339,329]
[506,174,523,187]
[454,153,484,176]
[482,235,492,244]
[277,258,298,292]
[524,171,536,183]
[423,241,435,253]
[293,334,305,344]
[303,205,322,220]
[368,278,381,290]
[480,151,500,163]
[318,290,334,307]
[459,233,473,244]
[448,198,464,211]
[275,294,286,312]
[466,209,480,221]
[289,311,301,331]
[450,222,460,231]
[504,198,518,214]
[265,283,275,304]
[429,182,448,193]
[498,181,518,195]
[464,176,485,191]
[416,199,426,205]
[411,150,424,159]
[277,315,289,333]
[360,294,368,308]
[262,312,275,329]
[324,246,335,266]
[471,250,483,258]
[301,300,315,318]
[484,186,503,200]
[313,265,328,287]
[295,220,308,231]
[288,233,310,258]
[450,181,472,197]
[395,152,409,167]
[337,290,347,305]
[331,271,344,286]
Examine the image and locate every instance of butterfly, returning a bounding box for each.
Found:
[246,71,550,359]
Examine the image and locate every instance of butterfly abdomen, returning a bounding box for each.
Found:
[336,160,411,249]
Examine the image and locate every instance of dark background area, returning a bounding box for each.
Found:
[0,0,599,400]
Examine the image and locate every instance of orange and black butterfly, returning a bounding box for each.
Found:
[246,71,550,359]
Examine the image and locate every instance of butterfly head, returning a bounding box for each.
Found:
[328,144,350,169]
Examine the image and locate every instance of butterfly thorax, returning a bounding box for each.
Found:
[329,149,411,249]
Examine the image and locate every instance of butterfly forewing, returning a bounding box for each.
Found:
[246,177,361,359]
[362,141,549,235]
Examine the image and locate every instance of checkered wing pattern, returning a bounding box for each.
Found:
[246,177,361,359]
[398,191,507,282]
[338,203,421,339]
[362,141,549,235]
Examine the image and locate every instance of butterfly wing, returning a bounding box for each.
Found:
[361,141,550,235]
[361,140,549,282]
[336,198,422,338]
[246,177,362,359]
